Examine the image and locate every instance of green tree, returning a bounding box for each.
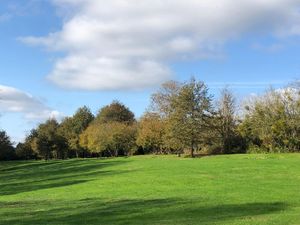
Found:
[239,87,300,152]
[33,119,67,160]
[59,106,94,158]
[16,129,38,160]
[15,142,37,160]
[96,101,135,124]
[169,78,213,157]
[0,130,15,160]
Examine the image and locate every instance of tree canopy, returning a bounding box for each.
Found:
[1,78,300,161]
[96,101,135,124]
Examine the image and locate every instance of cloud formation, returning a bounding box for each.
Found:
[21,0,300,90]
[0,85,62,121]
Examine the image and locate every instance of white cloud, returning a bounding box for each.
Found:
[48,56,172,90]
[20,0,300,90]
[0,85,63,121]
[208,80,290,89]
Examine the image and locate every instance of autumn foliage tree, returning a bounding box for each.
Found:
[80,101,137,156]
[3,79,299,161]
[136,112,165,154]
[148,80,183,152]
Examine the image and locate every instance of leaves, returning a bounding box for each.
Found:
[240,87,300,152]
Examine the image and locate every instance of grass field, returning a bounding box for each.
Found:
[0,154,300,225]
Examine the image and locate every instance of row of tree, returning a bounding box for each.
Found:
[1,78,299,160]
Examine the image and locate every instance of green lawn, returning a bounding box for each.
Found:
[0,154,300,225]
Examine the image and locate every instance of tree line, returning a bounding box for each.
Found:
[1,78,300,160]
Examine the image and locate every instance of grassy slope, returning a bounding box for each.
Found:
[0,154,299,225]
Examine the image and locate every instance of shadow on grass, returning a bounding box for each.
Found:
[0,198,288,225]
[0,159,128,196]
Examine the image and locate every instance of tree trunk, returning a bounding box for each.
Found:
[190,148,194,158]
[191,140,195,158]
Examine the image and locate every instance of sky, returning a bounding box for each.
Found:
[0,0,300,143]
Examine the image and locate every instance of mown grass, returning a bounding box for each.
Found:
[0,154,300,225]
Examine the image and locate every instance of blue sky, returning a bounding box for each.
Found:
[0,0,300,143]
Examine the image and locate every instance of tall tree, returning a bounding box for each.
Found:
[149,80,183,152]
[169,78,213,157]
[215,88,239,153]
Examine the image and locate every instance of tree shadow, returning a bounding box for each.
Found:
[0,198,288,225]
[0,160,64,172]
[0,159,129,196]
